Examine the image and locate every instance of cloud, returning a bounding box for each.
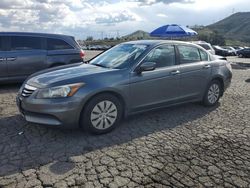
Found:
[0,0,31,9]
[129,0,194,6]
[0,0,249,39]
[95,11,137,25]
[157,13,168,18]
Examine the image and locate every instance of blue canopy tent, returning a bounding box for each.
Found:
[150,24,198,38]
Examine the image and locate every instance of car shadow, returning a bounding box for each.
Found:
[0,102,219,177]
[0,83,21,94]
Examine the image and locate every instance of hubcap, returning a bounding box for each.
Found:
[208,84,220,104]
[90,100,117,130]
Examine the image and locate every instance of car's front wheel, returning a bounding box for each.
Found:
[203,80,222,106]
[81,94,123,134]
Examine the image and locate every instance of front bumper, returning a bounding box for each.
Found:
[16,94,85,129]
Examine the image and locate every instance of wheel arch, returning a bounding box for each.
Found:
[78,90,127,128]
[210,76,225,96]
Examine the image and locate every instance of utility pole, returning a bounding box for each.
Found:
[101,31,104,40]
[116,30,120,38]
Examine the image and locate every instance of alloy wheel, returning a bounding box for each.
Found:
[207,84,220,104]
[90,100,118,130]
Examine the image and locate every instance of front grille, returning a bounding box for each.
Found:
[21,84,37,97]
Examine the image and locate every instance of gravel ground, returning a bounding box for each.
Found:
[227,56,250,65]
[84,50,102,61]
[0,59,250,187]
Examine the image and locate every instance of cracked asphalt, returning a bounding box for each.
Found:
[0,59,250,187]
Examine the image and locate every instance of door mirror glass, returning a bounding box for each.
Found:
[138,62,156,73]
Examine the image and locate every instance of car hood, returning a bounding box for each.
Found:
[26,64,114,88]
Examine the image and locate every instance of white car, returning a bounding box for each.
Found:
[192,41,215,55]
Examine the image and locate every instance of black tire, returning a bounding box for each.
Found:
[80,94,123,134]
[203,80,222,106]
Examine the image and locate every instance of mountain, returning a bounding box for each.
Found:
[122,12,250,45]
[207,12,250,44]
[122,30,151,40]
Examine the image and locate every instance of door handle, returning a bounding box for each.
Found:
[6,57,17,61]
[171,70,180,75]
[203,65,211,69]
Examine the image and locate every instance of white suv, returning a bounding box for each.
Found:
[192,41,215,55]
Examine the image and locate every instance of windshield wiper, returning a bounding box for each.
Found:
[91,63,108,68]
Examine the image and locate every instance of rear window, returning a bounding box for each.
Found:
[11,36,42,51]
[47,38,73,50]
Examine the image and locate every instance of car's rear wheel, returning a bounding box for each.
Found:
[238,54,244,58]
[203,80,222,106]
[81,94,123,134]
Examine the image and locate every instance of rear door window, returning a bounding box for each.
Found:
[178,45,201,64]
[11,36,42,51]
[47,38,73,50]
[199,49,209,61]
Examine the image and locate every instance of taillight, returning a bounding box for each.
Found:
[80,50,85,59]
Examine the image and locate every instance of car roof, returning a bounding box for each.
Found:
[0,32,74,39]
[191,41,210,44]
[123,40,201,48]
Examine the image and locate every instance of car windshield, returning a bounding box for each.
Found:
[89,44,148,69]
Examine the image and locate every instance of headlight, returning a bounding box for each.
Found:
[36,83,84,99]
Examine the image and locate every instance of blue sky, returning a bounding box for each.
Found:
[0,0,249,39]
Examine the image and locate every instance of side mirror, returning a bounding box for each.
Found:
[137,62,156,73]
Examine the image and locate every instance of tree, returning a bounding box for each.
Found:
[198,31,225,45]
[209,31,225,46]
[198,33,209,42]
[86,36,93,41]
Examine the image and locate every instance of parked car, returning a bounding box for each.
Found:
[0,32,84,83]
[16,40,232,134]
[222,46,237,56]
[81,45,88,50]
[213,45,232,56]
[192,41,215,55]
[102,45,112,50]
[237,48,250,58]
[233,46,244,51]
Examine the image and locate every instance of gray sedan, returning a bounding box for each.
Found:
[16,40,232,134]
